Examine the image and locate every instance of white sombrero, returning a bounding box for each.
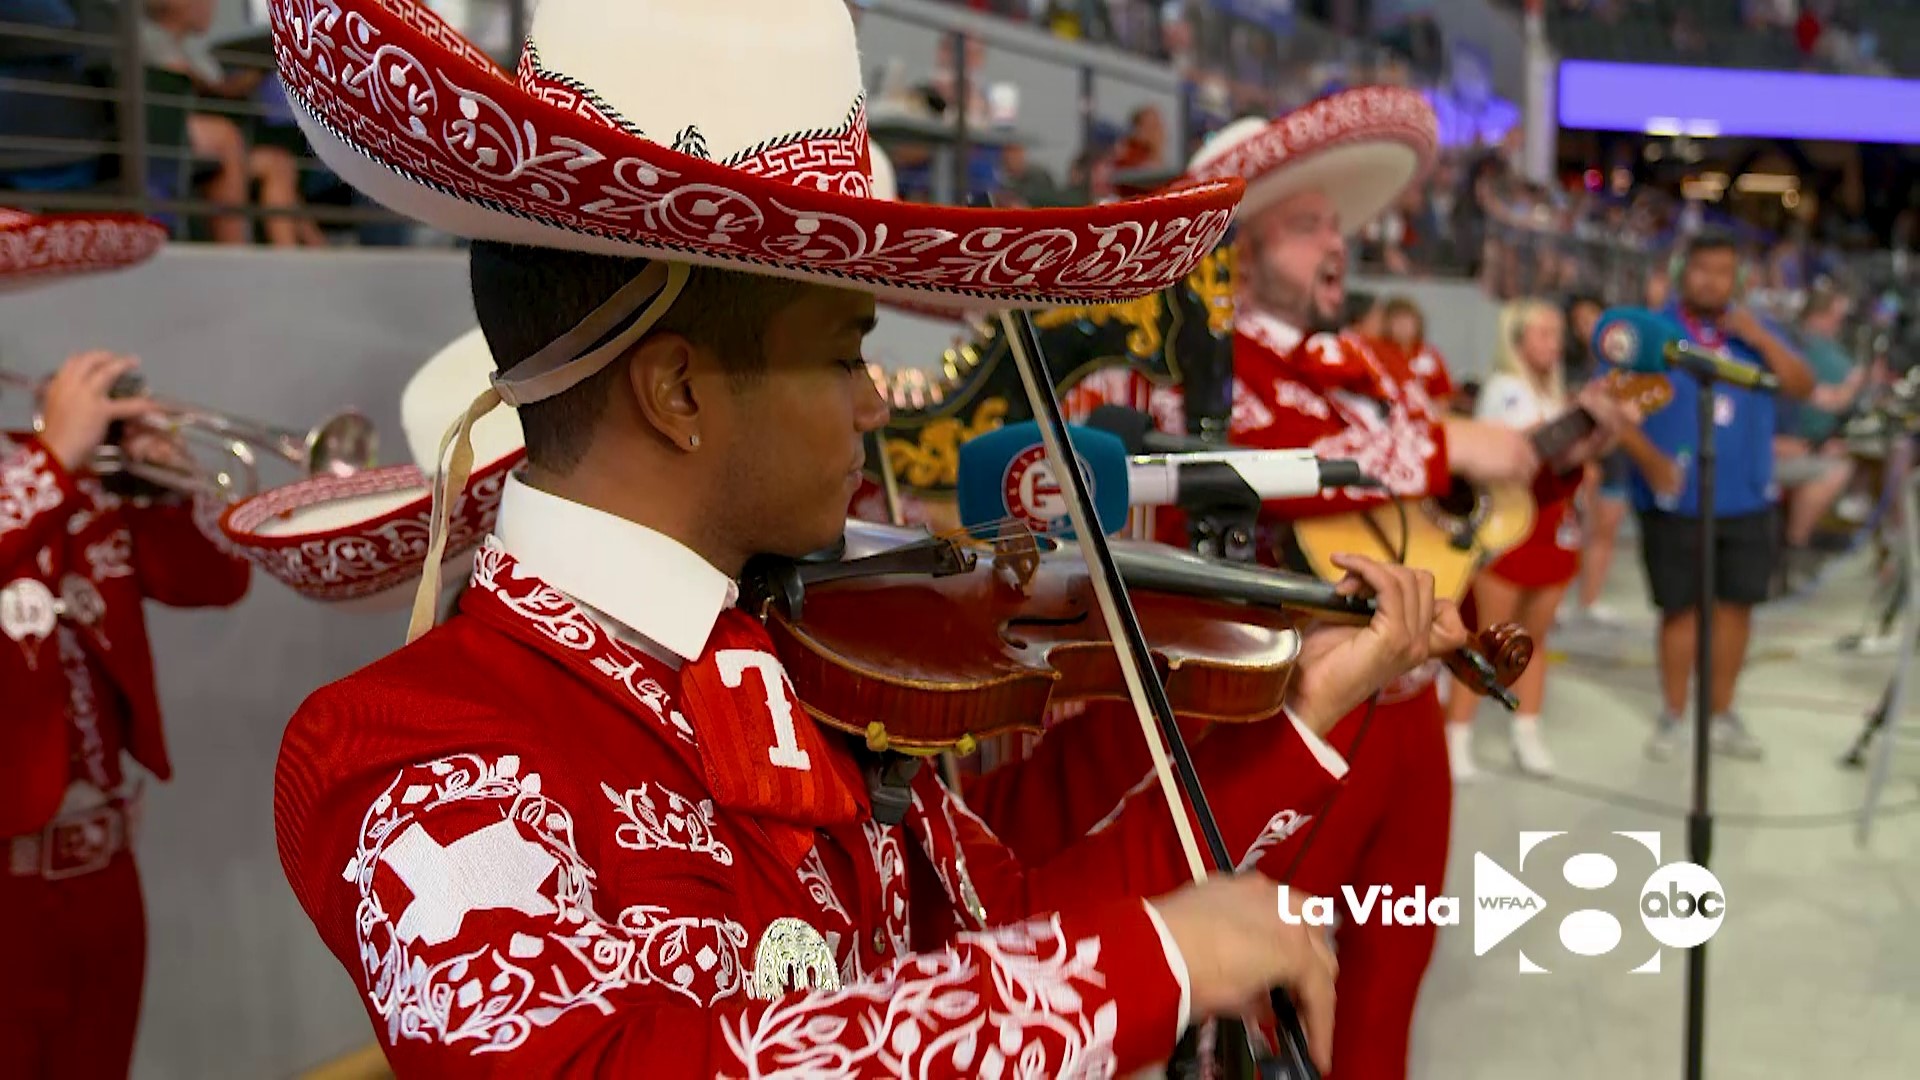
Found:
[1183,88,1437,232]
[0,208,167,293]
[218,328,526,610]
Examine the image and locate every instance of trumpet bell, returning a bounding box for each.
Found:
[307,411,379,477]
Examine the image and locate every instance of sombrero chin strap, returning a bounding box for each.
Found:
[405,260,693,643]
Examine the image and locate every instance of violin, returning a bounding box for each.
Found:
[742,521,1532,759]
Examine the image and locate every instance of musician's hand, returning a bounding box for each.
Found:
[37,351,157,472]
[1441,418,1539,486]
[1151,874,1336,1076]
[1428,598,1472,657]
[120,423,195,475]
[1284,554,1439,733]
[1554,381,1638,468]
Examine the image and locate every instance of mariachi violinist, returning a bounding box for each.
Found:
[261,0,1483,1075]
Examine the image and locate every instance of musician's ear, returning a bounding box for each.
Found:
[624,333,704,451]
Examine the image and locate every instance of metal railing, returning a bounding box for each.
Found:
[0,4,465,240]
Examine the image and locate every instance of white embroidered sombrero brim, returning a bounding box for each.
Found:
[0,209,167,293]
[220,328,525,609]
[266,0,1242,309]
[1184,88,1437,231]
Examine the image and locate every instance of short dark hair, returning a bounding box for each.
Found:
[469,242,806,471]
[1681,228,1740,263]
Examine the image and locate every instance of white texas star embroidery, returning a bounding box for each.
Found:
[379,819,560,946]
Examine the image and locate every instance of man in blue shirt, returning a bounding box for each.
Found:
[1631,230,1814,761]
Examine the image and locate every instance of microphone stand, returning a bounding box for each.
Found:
[1684,367,1716,1080]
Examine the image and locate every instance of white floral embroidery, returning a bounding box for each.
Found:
[348,753,749,1056]
[723,914,1122,1079]
[1,443,63,540]
[861,820,911,957]
[600,781,733,867]
[56,625,113,789]
[1236,809,1311,872]
[473,540,697,747]
[795,847,850,925]
[1269,378,1333,422]
[0,214,164,281]
[224,462,513,602]
[84,529,134,579]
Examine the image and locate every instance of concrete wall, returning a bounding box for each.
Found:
[1352,272,1504,384]
[1,247,476,1080]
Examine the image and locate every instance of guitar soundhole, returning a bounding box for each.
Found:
[1432,482,1479,521]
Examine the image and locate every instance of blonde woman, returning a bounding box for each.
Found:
[1447,299,1581,780]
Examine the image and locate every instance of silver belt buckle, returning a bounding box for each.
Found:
[41,806,118,881]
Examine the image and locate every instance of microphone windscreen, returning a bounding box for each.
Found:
[1085,404,1158,454]
[956,421,1131,539]
[1592,307,1685,374]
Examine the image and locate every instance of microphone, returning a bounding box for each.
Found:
[1085,404,1373,501]
[956,420,1365,539]
[1086,404,1216,454]
[1592,306,1781,394]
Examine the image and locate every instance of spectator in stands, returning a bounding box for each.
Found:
[140,0,252,244]
[1111,105,1167,170]
[1775,283,1869,588]
[1447,299,1586,779]
[1633,230,1815,762]
[993,142,1061,209]
[1381,295,1456,412]
[1566,291,1632,626]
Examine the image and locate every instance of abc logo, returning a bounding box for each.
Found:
[1475,831,1726,974]
[1639,861,1726,950]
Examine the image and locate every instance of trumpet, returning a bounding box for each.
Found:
[0,369,378,501]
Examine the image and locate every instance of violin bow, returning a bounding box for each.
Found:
[997,306,1320,1080]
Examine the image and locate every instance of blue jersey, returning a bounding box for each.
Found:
[1628,306,1779,518]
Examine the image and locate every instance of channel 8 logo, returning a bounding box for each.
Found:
[1473,831,1726,974]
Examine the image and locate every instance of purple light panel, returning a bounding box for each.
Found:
[1558,61,1920,144]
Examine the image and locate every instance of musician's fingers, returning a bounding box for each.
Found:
[1330,553,1407,626]
[82,353,139,396]
[1430,599,1472,653]
[104,397,160,421]
[1293,950,1337,1077]
[1411,568,1436,657]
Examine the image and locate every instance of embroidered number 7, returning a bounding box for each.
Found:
[717,650,813,772]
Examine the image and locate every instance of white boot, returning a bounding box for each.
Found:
[1447,722,1480,783]
[1510,715,1556,776]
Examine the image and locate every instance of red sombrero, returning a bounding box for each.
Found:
[219,328,526,610]
[0,208,167,293]
[1182,87,1437,232]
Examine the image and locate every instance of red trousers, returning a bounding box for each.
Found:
[0,851,146,1078]
[1260,683,1451,1080]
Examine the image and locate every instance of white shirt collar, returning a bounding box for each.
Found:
[494,473,739,666]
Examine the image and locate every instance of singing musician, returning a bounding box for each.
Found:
[0,211,251,1077]
[1012,96,1633,1080]
[264,1,1480,1075]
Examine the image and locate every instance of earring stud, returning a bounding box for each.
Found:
[688,434,701,450]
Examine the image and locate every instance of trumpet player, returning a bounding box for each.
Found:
[1,348,251,1077]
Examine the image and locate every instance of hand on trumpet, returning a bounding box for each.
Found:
[118,424,196,477]
[38,351,158,472]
